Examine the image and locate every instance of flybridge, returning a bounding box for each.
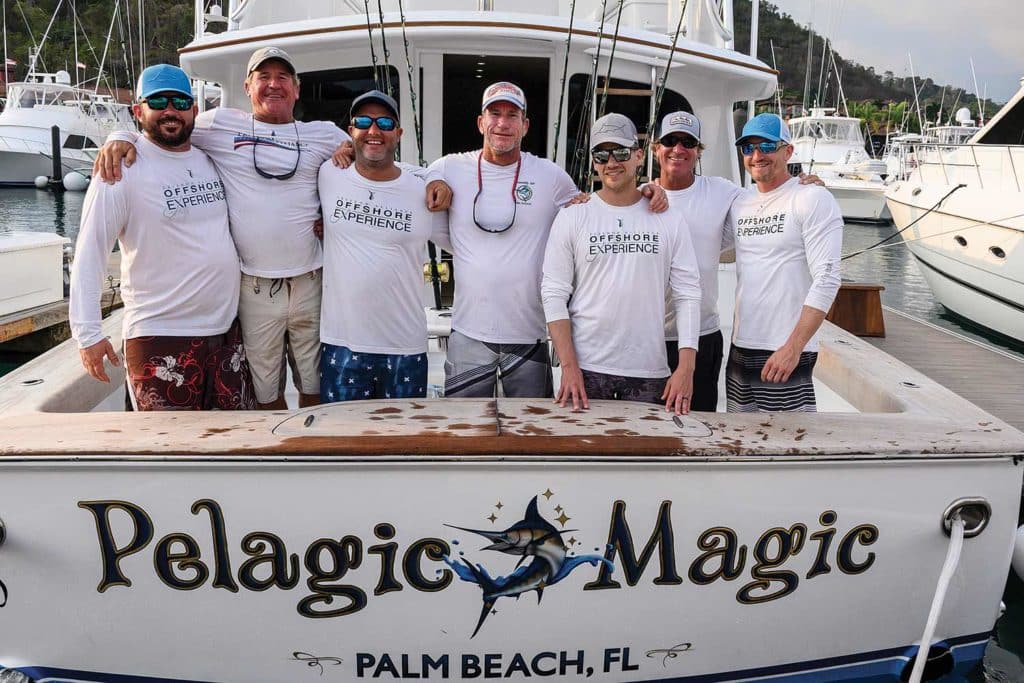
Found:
[192,0,739,49]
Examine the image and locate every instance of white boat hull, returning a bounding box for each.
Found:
[826,178,892,223]
[0,408,1019,683]
[887,182,1024,342]
[0,147,94,186]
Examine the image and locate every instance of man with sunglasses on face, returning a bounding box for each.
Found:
[95,48,356,411]
[654,111,823,412]
[725,113,842,412]
[428,82,667,399]
[316,91,448,402]
[70,65,254,411]
[542,113,702,416]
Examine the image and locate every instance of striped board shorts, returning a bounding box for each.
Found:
[725,345,818,413]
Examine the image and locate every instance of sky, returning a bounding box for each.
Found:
[764,0,1023,104]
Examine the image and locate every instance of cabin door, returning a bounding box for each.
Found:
[419,54,550,160]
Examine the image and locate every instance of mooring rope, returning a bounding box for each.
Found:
[841,184,965,260]
[907,515,965,683]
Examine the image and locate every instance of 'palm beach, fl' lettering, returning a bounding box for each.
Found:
[78,499,878,617]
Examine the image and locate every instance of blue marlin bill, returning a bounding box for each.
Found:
[0,460,1018,682]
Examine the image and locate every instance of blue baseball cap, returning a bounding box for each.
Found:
[736,113,791,145]
[137,64,192,100]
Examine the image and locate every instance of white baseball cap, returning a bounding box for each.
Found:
[481,81,526,111]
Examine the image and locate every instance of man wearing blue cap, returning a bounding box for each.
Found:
[316,90,448,402]
[71,64,254,410]
[95,48,353,411]
[725,112,843,412]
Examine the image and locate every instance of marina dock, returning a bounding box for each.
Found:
[865,306,1024,431]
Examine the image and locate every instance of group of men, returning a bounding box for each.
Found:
[70,47,842,417]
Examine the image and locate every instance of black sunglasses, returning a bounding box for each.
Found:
[252,119,301,181]
[659,134,700,149]
[591,147,634,164]
[143,95,194,111]
[351,115,398,132]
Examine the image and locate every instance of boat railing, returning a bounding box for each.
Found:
[912,142,1024,193]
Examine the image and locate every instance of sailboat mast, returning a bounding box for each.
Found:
[2,0,8,84]
[72,0,80,86]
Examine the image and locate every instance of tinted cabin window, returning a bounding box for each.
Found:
[296,66,399,129]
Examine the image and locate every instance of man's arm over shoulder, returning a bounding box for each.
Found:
[548,161,581,207]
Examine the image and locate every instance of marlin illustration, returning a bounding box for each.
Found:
[443,496,612,637]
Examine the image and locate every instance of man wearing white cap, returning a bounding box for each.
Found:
[71,64,254,411]
[429,82,666,398]
[726,112,843,412]
[542,113,702,415]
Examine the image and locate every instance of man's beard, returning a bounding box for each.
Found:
[143,115,194,148]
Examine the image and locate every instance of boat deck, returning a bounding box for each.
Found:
[866,307,1024,431]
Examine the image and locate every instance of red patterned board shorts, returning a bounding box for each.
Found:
[124,319,256,411]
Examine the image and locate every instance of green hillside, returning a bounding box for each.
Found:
[732,0,997,133]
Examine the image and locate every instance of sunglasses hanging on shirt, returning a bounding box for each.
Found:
[472,151,522,234]
[252,118,301,180]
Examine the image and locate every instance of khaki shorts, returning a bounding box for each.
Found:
[238,269,322,404]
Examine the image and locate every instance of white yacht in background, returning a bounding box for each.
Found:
[0,68,135,186]
[0,3,1021,683]
[789,107,891,222]
[887,79,1024,343]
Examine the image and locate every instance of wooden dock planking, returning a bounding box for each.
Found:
[0,251,121,345]
[865,307,1024,431]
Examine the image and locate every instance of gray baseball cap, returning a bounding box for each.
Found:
[657,111,701,143]
[350,89,399,120]
[247,47,296,75]
[590,113,638,149]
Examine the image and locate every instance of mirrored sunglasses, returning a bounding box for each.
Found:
[739,141,787,156]
[143,95,194,111]
[591,147,634,164]
[351,115,398,131]
[659,134,700,149]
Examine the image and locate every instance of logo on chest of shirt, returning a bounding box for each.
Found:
[232,132,303,152]
[161,178,226,218]
[515,182,534,204]
[330,196,413,233]
[586,227,661,261]
[736,212,787,237]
